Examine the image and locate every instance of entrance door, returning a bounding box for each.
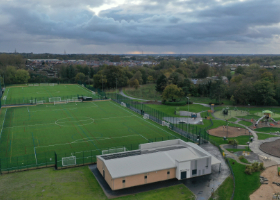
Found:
[103,170,105,178]
[181,171,187,179]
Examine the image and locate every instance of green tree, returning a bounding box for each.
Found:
[253,80,277,105]
[133,71,143,85]
[155,75,167,93]
[75,72,86,82]
[196,64,209,78]
[15,69,30,84]
[162,84,185,102]
[5,65,17,84]
[128,78,139,89]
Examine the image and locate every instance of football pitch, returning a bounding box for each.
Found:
[0,100,179,171]
[2,84,99,105]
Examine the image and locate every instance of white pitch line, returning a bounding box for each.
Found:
[109,101,177,138]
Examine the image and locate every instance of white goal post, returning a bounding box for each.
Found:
[102,147,127,155]
[49,97,61,102]
[67,98,82,103]
[143,114,149,119]
[40,83,49,86]
[121,102,126,107]
[30,99,36,104]
[54,100,67,105]
[62,156,76,167]
[49,83,55,86]
[34,83,39,86]
[37,100,45,104]
[162,121,170,128]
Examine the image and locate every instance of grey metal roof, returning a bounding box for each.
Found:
[103,147,206,179]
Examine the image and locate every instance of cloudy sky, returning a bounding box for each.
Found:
[0,0,279,54]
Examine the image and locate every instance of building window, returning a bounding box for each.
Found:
[144,176,147,179]
[192,169,197,176]
[122,180,125,183]
[167,171,170,175]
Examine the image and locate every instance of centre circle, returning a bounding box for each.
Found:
[55,117,94,127]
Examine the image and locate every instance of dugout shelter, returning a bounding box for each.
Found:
[97,139,221,190]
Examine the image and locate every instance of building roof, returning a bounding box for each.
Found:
[98,140,221,179]
[262,110,273,114]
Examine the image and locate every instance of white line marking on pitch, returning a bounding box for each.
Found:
[109,101,177,138]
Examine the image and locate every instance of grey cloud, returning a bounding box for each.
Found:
[0,0,279,53]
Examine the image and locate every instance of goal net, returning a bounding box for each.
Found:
[54,100,67,105]
[37,100,45,104]
[34,83,39,86]
[143,114,149,119]
[102,147,127,155]
[162,121,170,128]
[121,102,126,107]
[28,84,34,86]
[40,83,48,86]
[49,97,61,102]
[62,156,76,167]
[92,91,96,95]
[66,97,82,103]
[49,83,54,86]
[30,99,36,104]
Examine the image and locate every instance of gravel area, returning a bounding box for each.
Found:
[260,139,280,158]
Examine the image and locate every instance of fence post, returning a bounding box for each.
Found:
[54,152,57,169]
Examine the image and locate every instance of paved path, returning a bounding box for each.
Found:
[220,144,250,165]
[119,90,150,101]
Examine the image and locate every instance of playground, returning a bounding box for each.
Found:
[208,126,250,138]
[250,166,280,200]
[260,139,280,158]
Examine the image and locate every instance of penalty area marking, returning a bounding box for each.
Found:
[109,101,177,138]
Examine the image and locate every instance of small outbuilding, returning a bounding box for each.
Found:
[97,139,221,190]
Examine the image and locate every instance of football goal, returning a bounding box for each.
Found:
[49,97,61,103]
[62,156,76,167]
[54,100,67,105]
[92,91,96,95]
[49,83,55,86]
[37,100,45,104]
[102,146,127,155]
[30,99,36,104]
[28,84,34,86]
[34,83,39,86]
[121,102,126,107]
[143,114,149,119]
[40,83,48,86]
[162,121,170,128]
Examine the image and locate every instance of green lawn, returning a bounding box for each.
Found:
[210,135,252,146]
[226,148,251,153]
[227,158,261,200]
[239,157,250,164]
[209,176,234,200]
[124,84,162,101]
[238,120,252,127]
[256,133,280,140]
[228,118,237,122]
[146,104,208,117]
[0,166,195,200]
[0,100,183,171]
[255,127,280,133]
[2,84,99,105]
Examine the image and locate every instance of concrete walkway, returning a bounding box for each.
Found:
[220,144,250,166]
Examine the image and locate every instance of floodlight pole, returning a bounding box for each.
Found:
[102,75,103,92]
[187,97,189,134]
[116,78,117,94]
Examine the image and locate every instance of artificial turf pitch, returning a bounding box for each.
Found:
[0,100,179,171]
[2,84,99,105]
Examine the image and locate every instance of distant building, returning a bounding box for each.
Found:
[97,139,221,190]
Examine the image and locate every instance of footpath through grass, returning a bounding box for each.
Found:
[256,133,280,140]
[209,176,234,200]
[0,166,195,200]
[124,84,162,101]
[228,158,261,200]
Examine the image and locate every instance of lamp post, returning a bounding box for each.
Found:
[102,75,103,92]
[247,142,250,150]
[187,97,189,134]
[116,77,117,94]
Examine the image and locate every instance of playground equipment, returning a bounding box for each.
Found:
[222,107,229,116]
[191,113,197,118]
[255,110,279,127]
[211,104,215,112]
[278,165,280,176]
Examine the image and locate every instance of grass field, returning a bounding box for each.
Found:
[256,133,280,140]
[238,120,252,127]
[209,176,234,200]
[0,166,195,200]
[255,127,280,133]
[2,84,99,105]
[0,100,183,171]
[228,158,261,200]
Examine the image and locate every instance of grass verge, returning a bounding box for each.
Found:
[256,133,280,140]
[209,176,234,200]
[228,158,261,200]
[0,166,195,200]
[238,120,252,127]
[226,148,251,153]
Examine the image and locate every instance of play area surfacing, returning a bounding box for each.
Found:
[0,100,178,170]
[208,126,250,138]
[260,139,280,158]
